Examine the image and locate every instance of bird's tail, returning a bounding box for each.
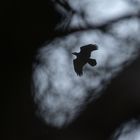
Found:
[88,59,97,66]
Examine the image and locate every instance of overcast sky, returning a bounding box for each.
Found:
[32,0,140,128]
[111,119,140,140]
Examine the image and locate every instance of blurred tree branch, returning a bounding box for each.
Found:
[52,12,140,38]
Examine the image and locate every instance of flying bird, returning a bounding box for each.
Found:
[72,44,98,76]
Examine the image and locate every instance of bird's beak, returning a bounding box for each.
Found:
[72,52,75,55]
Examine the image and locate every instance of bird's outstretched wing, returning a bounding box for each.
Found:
[73,44,98,76]
[80,44,98,53]
[73,58,85,76]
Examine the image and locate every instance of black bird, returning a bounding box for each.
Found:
[72,44,98,76]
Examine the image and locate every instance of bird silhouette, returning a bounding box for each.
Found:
[72,44,98,76]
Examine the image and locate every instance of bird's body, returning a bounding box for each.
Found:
[72,44,98,76]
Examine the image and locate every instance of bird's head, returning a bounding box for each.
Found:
[72,52,79,56]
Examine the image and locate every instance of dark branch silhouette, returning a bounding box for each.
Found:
[49,12,140,39]
[54,0,76,13]
[72,44,98,76]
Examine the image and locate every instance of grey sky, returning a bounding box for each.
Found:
[111,119,140,140]
[32,0,140,128]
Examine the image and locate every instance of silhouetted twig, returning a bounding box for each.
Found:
[52,12,140,38]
